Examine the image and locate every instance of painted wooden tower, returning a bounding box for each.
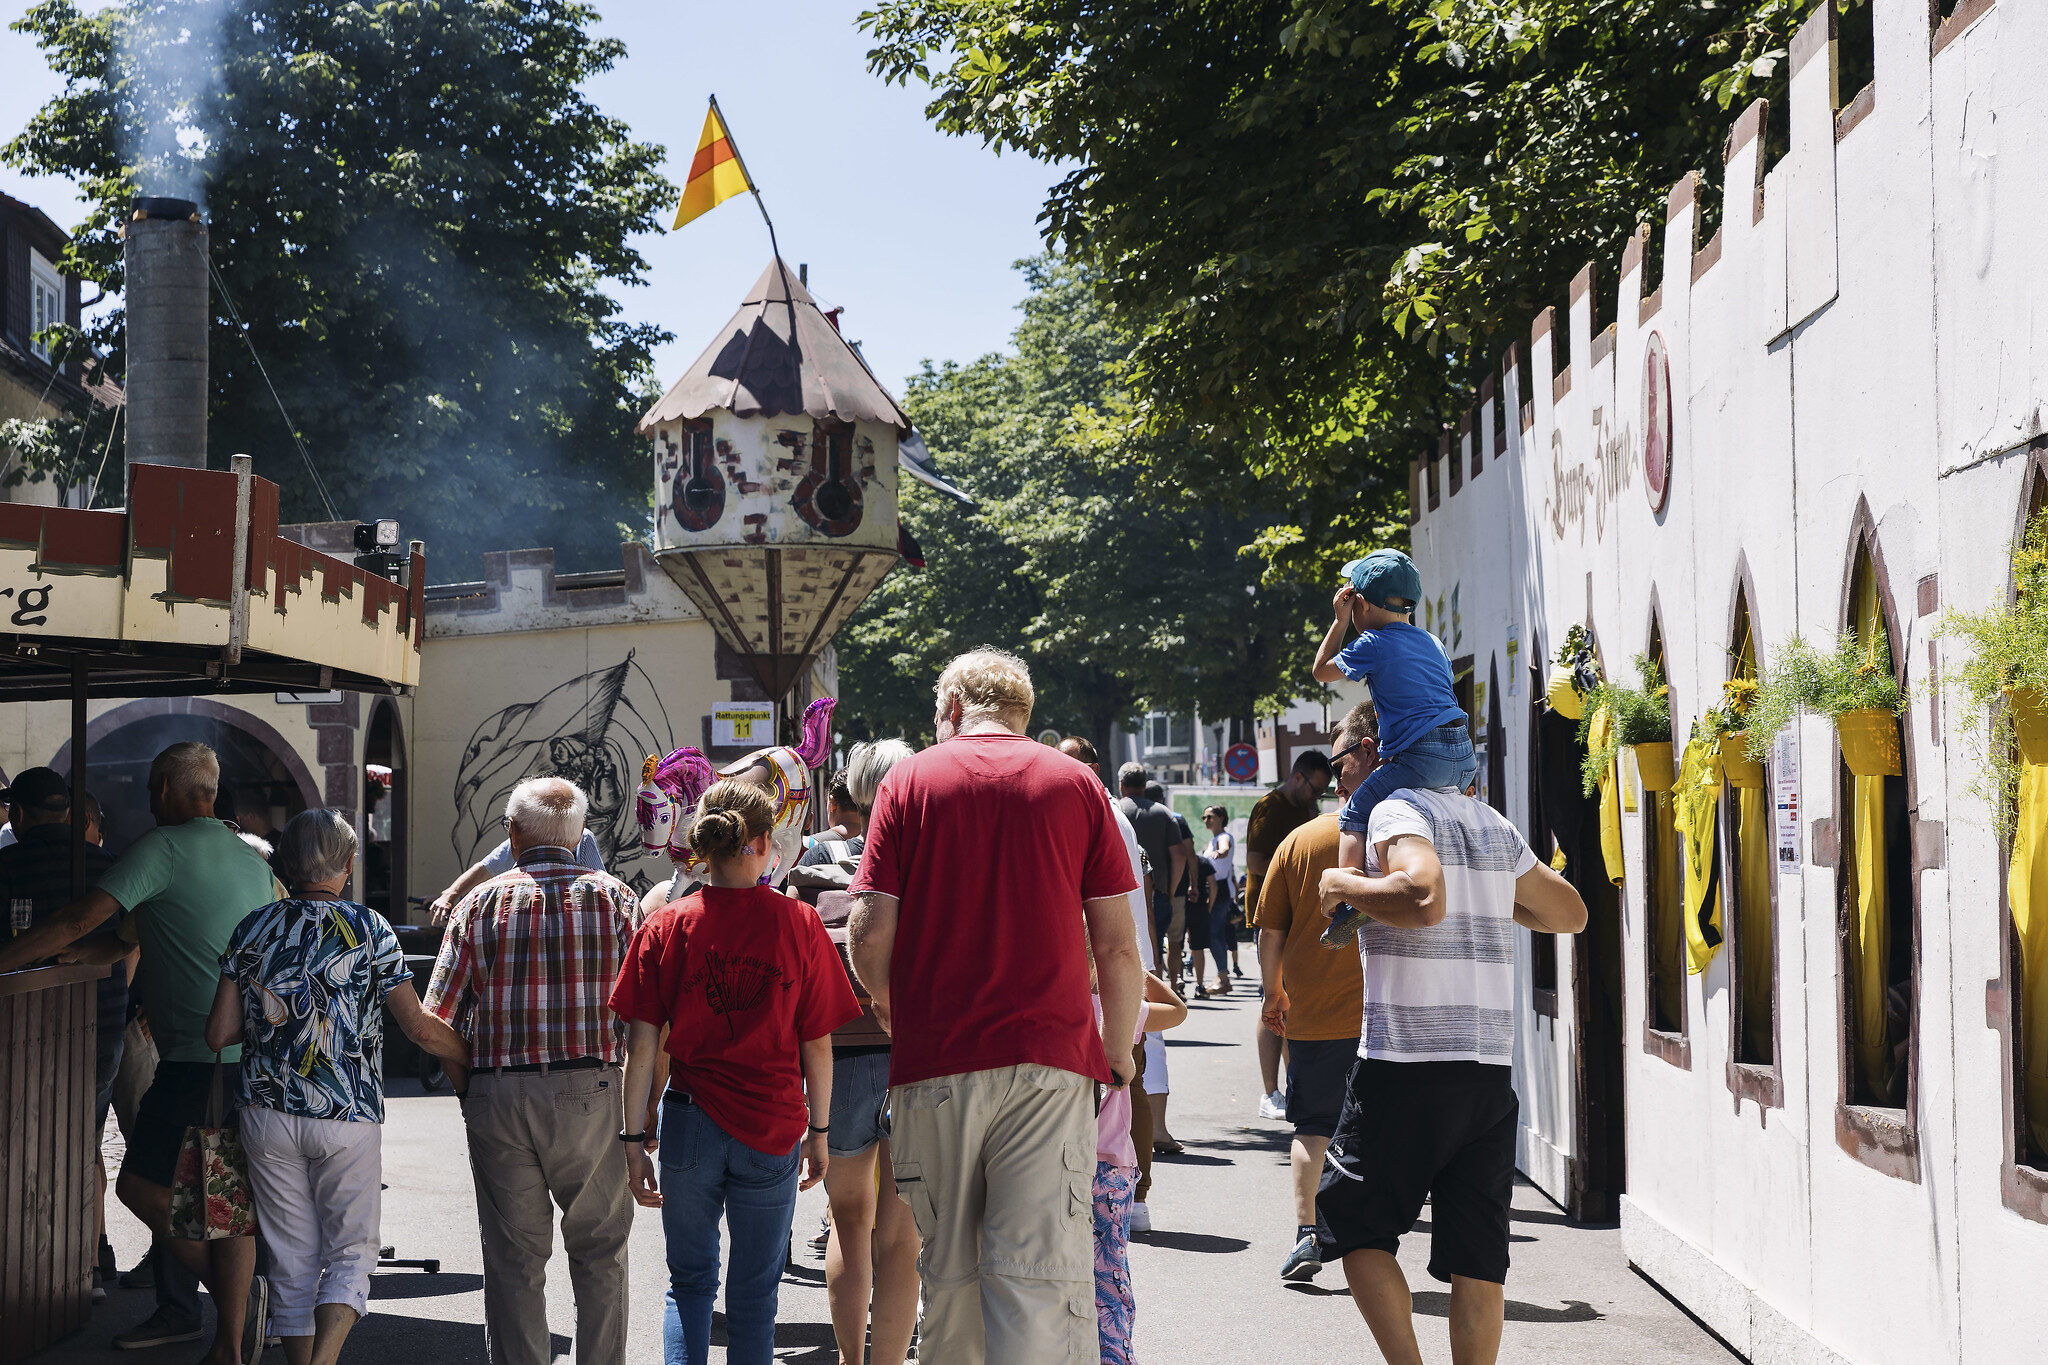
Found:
[640,258,906,708]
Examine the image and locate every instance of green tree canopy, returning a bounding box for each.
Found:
[836,256,1324,761]
[8,0,674,579]
[860,0,1860,579]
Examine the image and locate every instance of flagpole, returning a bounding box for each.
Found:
[708,93,783,264]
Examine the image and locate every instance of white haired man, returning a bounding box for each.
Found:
[424,777,643,1365]
[849,647,1143,1363]
[0,741,280,1364]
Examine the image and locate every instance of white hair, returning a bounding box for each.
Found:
[149,741,220,803]
[274,809,355,887]
[844,739,915,810]
[505,777,588,850]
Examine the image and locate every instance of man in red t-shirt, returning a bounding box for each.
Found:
[849,647,1143,1363]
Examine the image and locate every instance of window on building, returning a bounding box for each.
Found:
[1727,583,1776,1069]
[1841,538,1914,1110]
[1147,713,1170,751]
[29,252,64,365]
[1645,612,1686,1039]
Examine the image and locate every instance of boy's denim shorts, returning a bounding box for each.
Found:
[1339,721,1478,834]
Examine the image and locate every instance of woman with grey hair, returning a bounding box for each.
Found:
[814,737,923,1365]
[205,809,469,1365]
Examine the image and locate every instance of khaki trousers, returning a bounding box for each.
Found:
[891,1064,1097,1363]
[462,1066,632,1365]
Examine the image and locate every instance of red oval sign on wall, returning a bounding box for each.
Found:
[1643,331,1672,514]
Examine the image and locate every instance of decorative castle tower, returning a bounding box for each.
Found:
[640,259,906,713]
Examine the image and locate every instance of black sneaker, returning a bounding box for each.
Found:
[117,1248,154,1290]
[1280,1233,1324,1282]
[112,1308,203,1350]
[242,1274,269,1365]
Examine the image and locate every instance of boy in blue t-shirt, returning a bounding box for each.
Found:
[1309,549,1477,944]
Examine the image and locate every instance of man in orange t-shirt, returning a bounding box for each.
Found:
[1258,703,1371,1283]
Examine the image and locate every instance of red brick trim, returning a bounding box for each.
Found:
[1836,83,1876,142]
[1790,1,1836,76]
[1934,0,1996,58]
[1692,230,1724,284]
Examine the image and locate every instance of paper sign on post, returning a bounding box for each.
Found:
[712,705,775,748]
[1773,730,1800,868]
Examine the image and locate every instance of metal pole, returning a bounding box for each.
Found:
[70,656,86,900]
[708,93,800,333]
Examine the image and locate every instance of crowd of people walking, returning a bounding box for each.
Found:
[0,547,1592,1365]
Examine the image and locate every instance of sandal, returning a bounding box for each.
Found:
[1154,1136,1186,1155]
[1194,984,1210,999]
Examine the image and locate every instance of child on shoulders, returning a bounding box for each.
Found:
[1310,549,1477,944]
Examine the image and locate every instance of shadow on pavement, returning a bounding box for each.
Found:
[1283,1280,1351,1297]
[1411,1292,1603,1324]
[1150,1150,1230,1166]
[710,1312,837,1363]
[369,1270,485,1298]
[1131,1229,1250,1254]
[1162,1038,1236,1047]
[1183,1130,1291,1154]
[351,1311,571,1361]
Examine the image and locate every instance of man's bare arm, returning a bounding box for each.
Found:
[1082,893,1143,1087]
[431,860,495,925]
[1512,860,1589,934]
[848,892,900,1030]
[1318,833,1446,929]
[0,888,121,975]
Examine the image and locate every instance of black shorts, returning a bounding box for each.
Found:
[1284,1037,1358,1138]
[1185,896,1211,952]
[127,1059,241,1189]
[1315,1059,1517,1284]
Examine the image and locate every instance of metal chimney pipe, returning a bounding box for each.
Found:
[123,196,209,472]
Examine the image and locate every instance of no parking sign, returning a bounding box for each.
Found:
[1223,742,1259,783]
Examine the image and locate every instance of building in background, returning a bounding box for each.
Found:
[1406,4,2047,1361]
[0,192,120,505]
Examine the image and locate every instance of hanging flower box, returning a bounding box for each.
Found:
[1837,707,1902,778]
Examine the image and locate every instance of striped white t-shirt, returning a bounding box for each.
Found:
[1356,788,1536,1065]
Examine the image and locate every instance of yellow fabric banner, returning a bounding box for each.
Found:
[2014,691,2048,1155]
[673,104,753,230]
[1673,738,1724,974]
[1591,705,1625,885]
[1848,566,1894,1100]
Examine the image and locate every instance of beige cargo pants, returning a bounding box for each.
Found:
[890,1064,1098,1363]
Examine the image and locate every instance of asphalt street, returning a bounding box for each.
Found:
[61,966,1736,1364]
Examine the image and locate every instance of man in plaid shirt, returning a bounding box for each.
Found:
[425,777,643,1365]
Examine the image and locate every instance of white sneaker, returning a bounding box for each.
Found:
[1258,1088,1288,1121]
[1129,1202,1152,1233]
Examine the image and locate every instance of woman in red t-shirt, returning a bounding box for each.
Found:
[612,780,860,1365]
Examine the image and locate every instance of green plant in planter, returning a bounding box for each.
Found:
[1698,675,1759,743]
[1746,631,1903,746]
[1938,508,2048,838]
[1577,654,1672,795]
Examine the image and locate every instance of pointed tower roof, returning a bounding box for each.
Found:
[638,258,910,433]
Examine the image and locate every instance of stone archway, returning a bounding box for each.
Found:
[49,697,321,854]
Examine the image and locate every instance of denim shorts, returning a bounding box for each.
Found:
[1339,722,1478,834]
[829,1049,892,1158]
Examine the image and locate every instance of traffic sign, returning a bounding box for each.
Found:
[1223,743,1259,783]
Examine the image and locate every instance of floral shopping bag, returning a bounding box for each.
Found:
[167,1057,258,1240]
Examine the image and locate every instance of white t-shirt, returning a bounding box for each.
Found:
[1203,830,1234,887]
[1356,788,1535,1065]
[1111,805,1158,974]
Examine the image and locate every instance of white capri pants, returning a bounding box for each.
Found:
[1143,1031,1169,1096]
[239,1106,383,1334]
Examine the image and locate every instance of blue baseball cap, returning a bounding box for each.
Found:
[1341,550,1422,612]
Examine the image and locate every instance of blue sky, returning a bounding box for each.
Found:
[0,0,1064,394]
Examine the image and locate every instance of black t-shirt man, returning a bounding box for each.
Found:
[1117,795,1179,901]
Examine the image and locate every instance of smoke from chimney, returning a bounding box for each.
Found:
[123,196,209,475]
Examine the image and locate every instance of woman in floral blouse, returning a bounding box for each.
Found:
[205,809,468,1365]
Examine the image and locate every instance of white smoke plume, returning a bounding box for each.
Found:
[116,0,232,206]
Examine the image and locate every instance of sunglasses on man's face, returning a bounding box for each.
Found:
[1330,738,1372,764]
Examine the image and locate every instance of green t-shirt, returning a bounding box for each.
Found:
[102,818,282,1063]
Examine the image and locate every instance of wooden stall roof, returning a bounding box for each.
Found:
[0,461,423,701]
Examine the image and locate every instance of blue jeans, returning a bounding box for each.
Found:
[658,1094,802,1365]
[1339,722,1479,833]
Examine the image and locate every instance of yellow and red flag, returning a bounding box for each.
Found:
[673,102,752,229]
